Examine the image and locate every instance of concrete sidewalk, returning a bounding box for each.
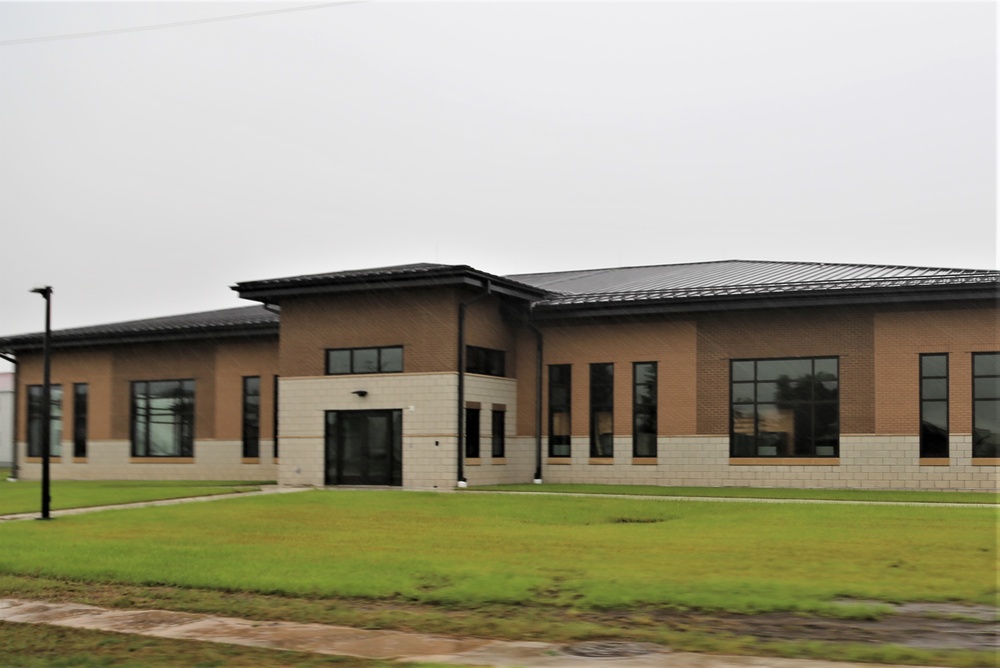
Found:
[0,598,946,667]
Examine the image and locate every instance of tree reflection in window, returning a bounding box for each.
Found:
[731,358,839,457]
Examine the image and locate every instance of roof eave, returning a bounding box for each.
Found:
[234,270,549,303]
[0,323,280,355]
[530,285,999,320]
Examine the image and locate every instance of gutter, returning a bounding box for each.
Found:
[524,319,543,484]
[456,281,492,487]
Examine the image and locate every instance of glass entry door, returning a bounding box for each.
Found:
[324,410,402,486]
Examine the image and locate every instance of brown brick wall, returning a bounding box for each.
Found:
[696,306,876,435]
[463,295,519,375]
[17,337,279,445]
[16,348,114,442]
[874,303,999,435]
[515,318,698,437]
[214,338,279,441]
[278,288,460,377]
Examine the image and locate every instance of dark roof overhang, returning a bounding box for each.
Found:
[233,264,551,304]
[0,306,279,355]
[529,281,999,321]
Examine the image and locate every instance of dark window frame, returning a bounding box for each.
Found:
[730,356,840,458]
[73,383,88,458]
[919,354,948,458]
[27,383,63,458]
[491,408,505,458]
[589,363,614,457]
[548,364,571,457]
[632,362,658,458]
[465,345,506,377]
[972,352,1000,458]
[242,376,261,458]
[465,407,481,458]
[130,379,195,458]
[325,346,404,375]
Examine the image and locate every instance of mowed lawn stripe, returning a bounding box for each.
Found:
[0,490,993,614]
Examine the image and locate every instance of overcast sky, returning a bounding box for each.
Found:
[0,0,996,347]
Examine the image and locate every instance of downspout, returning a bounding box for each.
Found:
[0,353,17,481]
[456,280,492,488]
[524,320,544,483]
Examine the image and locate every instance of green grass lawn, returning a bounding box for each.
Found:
[0,476,271,515]
[0,490,994,613]
[471,483,1000,504]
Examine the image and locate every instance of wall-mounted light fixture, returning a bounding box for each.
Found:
[351,390,368,397]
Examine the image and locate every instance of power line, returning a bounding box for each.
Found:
[0,0,370,47]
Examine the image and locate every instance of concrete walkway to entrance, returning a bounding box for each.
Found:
[0,598,944,668]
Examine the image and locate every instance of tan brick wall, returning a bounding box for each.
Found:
[278,373,460,489]
[516,318,698,443]
[277,288,460,378]
[15,439,277,481]
[533,434,997,491]
[696,306,876,435]
[874,304,999,436]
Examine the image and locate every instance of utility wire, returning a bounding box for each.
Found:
[0,0,370,47]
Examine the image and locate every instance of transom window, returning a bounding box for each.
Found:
[466,346,505,377]
[131,380,195,457]
[326,346,403,375]
[972,353,1000,458]
[731,357,839,458]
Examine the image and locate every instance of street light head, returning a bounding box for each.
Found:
[30,286,52,297]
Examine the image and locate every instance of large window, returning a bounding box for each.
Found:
[131,380,195,457]
[633,362,657,457]
[326,346,403,375]
[590,363,614,457]
[465,407,480,458]
[242,376,261,458]
[466,346,505,377]
[27,384,62,457]
[731,357,839,458]
[919,354,948,458]
[73,383,88,458]
[491,408,505,458]
[548,365,571,457]
[972,353,1000,457]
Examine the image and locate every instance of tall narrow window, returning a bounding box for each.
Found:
[465,407,480,458]
[242,376,261,458]
[633,362,657,457]
[590,363,614,457]
[919,354,948,458]
[73,383,88,458]
[273,375,280,459]
[27,384,62,457]
[972,353,1000,458]
[491,408,505,458]
[548,365,571,457]
[730,357,839,458]
[131,380,195,457]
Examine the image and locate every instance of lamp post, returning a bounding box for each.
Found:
[30,286,52,520]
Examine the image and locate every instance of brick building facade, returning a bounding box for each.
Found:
[2,260,997,491]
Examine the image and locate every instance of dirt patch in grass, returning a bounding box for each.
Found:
[3,574,996,662]
[640,608,998,652]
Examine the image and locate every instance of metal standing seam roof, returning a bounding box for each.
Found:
[1,260,996,350]
[0,305,279,352]
[506,259,1000,307]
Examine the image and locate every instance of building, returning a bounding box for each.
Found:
[0,260,997,491]
[0,372,13,468]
